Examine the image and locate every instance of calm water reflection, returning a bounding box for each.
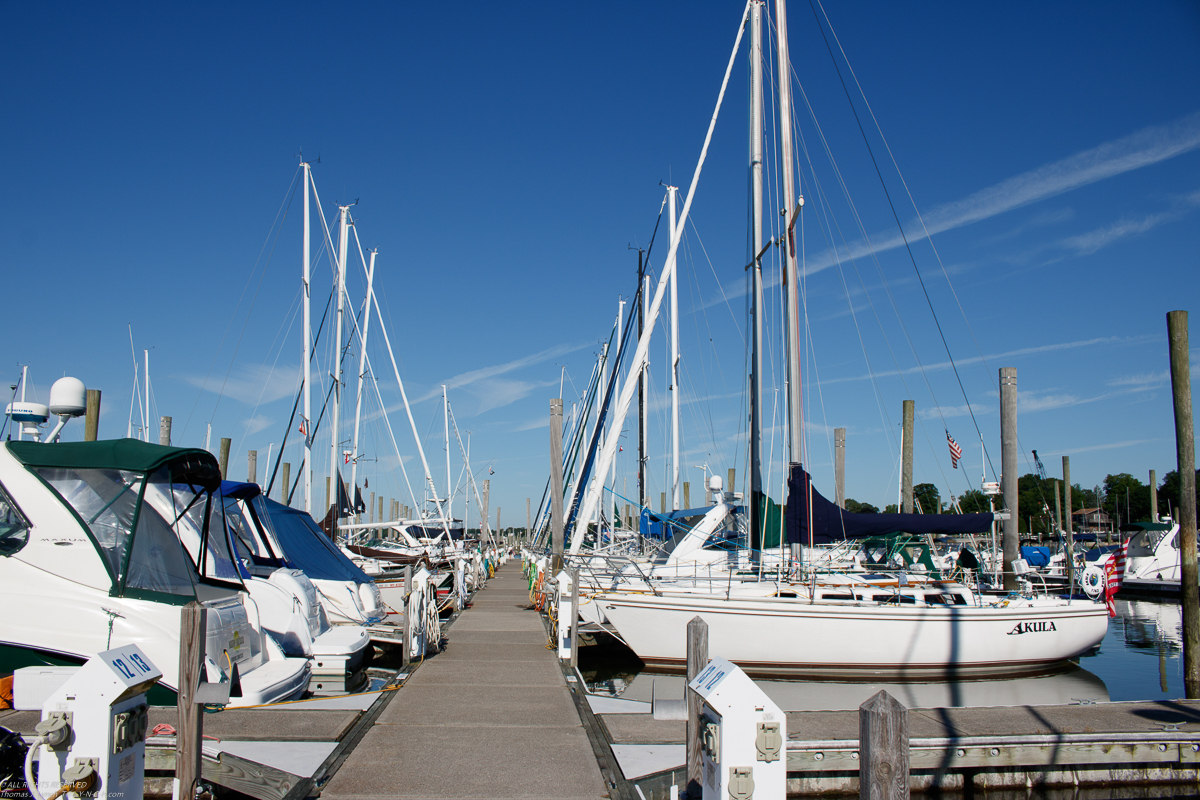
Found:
[582,596,1186,711]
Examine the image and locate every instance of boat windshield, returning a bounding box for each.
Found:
[143,469,240,585]
[0,481,30,556]
[37,466,198,595]
[1127,529,1168,558]
[223,494,284,567]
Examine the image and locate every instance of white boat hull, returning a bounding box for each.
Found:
[595,592,1109,680]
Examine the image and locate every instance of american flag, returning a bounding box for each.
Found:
[1103,539,1129,616]
[946,430,963,469]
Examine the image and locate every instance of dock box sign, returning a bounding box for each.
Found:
[687,656,786,800]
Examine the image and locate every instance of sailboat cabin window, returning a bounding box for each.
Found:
[0,481,30,556]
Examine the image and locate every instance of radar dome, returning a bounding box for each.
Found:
[49,377,87,417]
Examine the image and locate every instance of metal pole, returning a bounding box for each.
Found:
[777,0,802,466]
[1167,310,1199,698]
[834,427,846,509]
[330,205,350,541]
[302,161,312,514]
[349,251,376,522]
[749,0,765,560]
[444,385,452,522]
[901,401,914,514]
[638,257,647,545]
[668,185,681,511]
[144,350,150,443]
[551,399,564,573]
[159,416,172,446]
[1000,367,1019,591]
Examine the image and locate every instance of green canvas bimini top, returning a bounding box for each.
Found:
[8,438,221,488]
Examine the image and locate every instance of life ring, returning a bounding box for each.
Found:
[1081,564,1106,599]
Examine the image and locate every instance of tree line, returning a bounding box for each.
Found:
[842,470,1199,534]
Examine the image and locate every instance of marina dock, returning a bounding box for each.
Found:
[319,560,611,800]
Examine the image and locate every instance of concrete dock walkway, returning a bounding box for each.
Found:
[321,561,610,800]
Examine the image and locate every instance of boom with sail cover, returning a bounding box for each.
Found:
[785,464,993,545]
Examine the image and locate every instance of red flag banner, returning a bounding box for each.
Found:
[1104,539,1129,616]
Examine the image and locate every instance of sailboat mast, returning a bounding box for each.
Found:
[443,385,452,522]
[776,0,802,466]
[637,263,647,548]
[613,299,625,527]
[330,205,350,534]
[144,350,150,443]
[349,249,376,521]
[302,162,313,513]
[668,185,680,511]
[749,0,765,554]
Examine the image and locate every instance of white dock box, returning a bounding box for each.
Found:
[688,656,786,800]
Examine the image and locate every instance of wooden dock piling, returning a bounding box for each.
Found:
[176,602,206,800]
[159,416,172,446]
[901,401,914,514]
[686,616,708,800]
[84,389,101,441]
[859,691,909,800]
[218,438,231,480]
[1167,310,1199,698]
[1000,367,1019,591]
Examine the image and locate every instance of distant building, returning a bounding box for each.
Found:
[1072,508,1111,537]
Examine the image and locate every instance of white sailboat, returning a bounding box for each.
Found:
[564,0,1109,679]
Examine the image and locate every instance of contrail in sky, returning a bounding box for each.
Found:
[803,110,1200,274]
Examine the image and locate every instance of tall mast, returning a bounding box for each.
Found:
[144,350,150,443]
[302,161,312,513]
[596,342,608,527]
[349,249,376,522]
[330,204,350,536]
[749,0,765,554]
[777,0,802,466]
[637,260,647,547]
[667,184,680,511]
[443,385,452,521]
[612,299,625,526]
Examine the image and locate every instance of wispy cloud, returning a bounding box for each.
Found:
[242,414,273,435]
[824,334,1153,385]
[917,402,993,420]
[1050,439,1159,457]
[1053,189,1200,256]
[1108,370,1169,390]
[803,111,1200,276]
[419,342,590,403]
[180,363,299,406]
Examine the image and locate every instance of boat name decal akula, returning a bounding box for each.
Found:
[1007,621,1057,635]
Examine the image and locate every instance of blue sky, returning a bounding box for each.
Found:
[1,1,1198,526]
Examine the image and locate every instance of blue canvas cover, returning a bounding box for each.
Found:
[1020,546,1052,567]
[260,495,374,584]
[785,464,994,545]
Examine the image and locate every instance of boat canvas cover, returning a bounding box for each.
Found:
[7,438,220,488]
[786,464,993,544]
[261,496,374,584]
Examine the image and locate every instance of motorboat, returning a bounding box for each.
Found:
[0,438,310,706]
[220,482,372,693]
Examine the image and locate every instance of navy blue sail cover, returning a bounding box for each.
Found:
[785,464,993,545]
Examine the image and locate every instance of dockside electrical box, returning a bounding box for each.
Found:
[22,644,161,800]
[688,656,786,800]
